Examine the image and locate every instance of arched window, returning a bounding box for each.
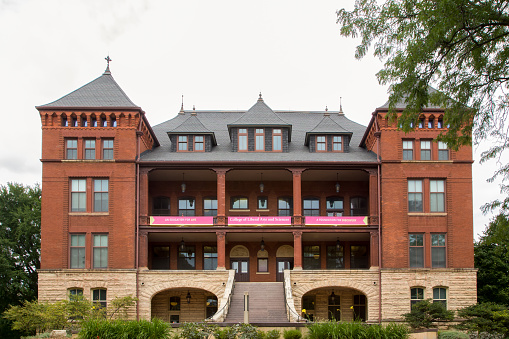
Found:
[433,287,447,308]
[411,287,424,308]
[92,288,107,308]
[350,197,367,216]
[206,296,218,318]
[153,196,170,216]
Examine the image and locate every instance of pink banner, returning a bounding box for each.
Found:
[150,216,214,226]
[228,216,292,226]
[305,216,368,226]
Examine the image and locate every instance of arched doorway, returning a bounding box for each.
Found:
[301,287,367,322]
[151,288,218,323]
[276,245,294,282]
[230,245,250,281]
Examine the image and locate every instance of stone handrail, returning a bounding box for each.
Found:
[209,269,235,322]
[283,270,307,322]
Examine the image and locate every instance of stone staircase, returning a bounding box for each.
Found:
[224,282,289,324]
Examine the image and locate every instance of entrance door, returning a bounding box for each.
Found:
[276,258,294,282]
[231,259,249,282]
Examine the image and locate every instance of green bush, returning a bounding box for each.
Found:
[306,321,409,339]
[213,326,238,339]
[438,330,469,339]
[79,318,170,339]
[455,303,509,337]
[265,329,281,339]
[403,299,454,329]
[282,328,301,339]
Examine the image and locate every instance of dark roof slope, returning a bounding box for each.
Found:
[377,87,444,110]
[304,114,353,146]
[167,113,217,145]
[38,68,139,109]
[228,95,291,127]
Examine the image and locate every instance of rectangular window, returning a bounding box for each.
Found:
[411,288,424,308]
[332,136,342,151]
[302,296,315,321]
[303,198,320,216]
[438,141,449,160]
[326,197,343,216]
[238,129,248,151]
[206,296,218,318]
[257,196,268,210]
[430,180,445,212]
[66,139,78,160]
[152,246,170,269]
[102,139,114,160]
[178,136,188,151]
[178,245,196,270]
[255,128,264,151]
[326,245,344,269]
[231,197,248,209]
[84,139,96,160]
[70,234,85,268]
[178,198,195,216]
[409,234,424,268]
[92,289,107,308]
[420,140,431,160]
[433,287,447,307]
[353,295,366,322]
[316,136,326,152]
[431,234,446,267]
[303,245,321,270]
[71,179,87,212]
[402,140,413,160]
[203,246,217,270]
[278,197,293,216]
[350,245,368,268]
[408,180,423,212]
[194,136,204,151]
[93,179,109,212]
[203,198,217,216]
[258,258,268,272]
[273,129,282,151]
[93,234,108,268]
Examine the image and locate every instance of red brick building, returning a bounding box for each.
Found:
[37,65,476,323]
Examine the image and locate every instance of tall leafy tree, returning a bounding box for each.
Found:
[0,183,41,339]
[475,214,509,306]
[337,0,509,212]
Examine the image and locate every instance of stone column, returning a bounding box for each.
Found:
[216,231,226,270]
[289,168,306,225]
[370,231,379,268]
[139,231,149,269]
[293,231,303,270]
[212,168,230,225]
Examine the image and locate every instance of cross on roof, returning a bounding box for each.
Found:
[105,55,112,66]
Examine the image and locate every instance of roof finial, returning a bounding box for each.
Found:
[191,105,197,116]
[258,92,263,102]
[324,106,330,117]
[339,97,344,115]
[179,95,185,115]
[104,55,112,75]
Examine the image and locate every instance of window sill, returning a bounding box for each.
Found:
[69,212,109,216]
[256,272,270,274]
[408,213,447,217]
[256,209,269,212]
[229,209,250,212]
[62,159,115,162]
[401,160,453,163]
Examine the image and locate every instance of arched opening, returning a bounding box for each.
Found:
[230,245,249,281]
[276,245,294,282]
[151,287,218,323]
[300,287,368,322]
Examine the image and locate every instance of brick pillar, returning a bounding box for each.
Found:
[139,168,150,224]
[366,169,378,218]
[289,168,306,225]
[216,231,226,270]
[139,231,148,269]
[370,231,379,268]
[293,231,303,270]
[212,168,230,225]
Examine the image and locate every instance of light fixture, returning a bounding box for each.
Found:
[179,238,186,251]
[336,238,341,251]
[259,173,264,193]
[181,173,186,193]
[335,173,340,193]
[330,291,336,303]
[186,291,191,304]
[260,237,265,251]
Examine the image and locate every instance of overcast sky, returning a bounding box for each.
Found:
[0,0,503,239]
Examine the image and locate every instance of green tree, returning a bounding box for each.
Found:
[475,214,509,306]
[403,299,454,329]
[337,0,509,212]
[456,302,509,337]
[0,183,41,338]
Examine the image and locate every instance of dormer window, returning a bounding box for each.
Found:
[333,136,343,152]
[255,129,264,151]
[273,129,282,151]
[194,136,204,151]
[316,136,326,151]
[238,129,248,151]
[178,136,188,151]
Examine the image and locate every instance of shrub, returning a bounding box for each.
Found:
[213,326,238,339]
[283,329,301,339]
[306,321,409,339]
[456,303,509,337]
[176,322,216,339]
[265,329,280,339]
[79,318,170,339]
[438,330,469,339]
[403,299,454,329]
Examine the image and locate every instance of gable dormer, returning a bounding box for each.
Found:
[227,94,292,152]
[304,110,353,153]
[167,112,217,152]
